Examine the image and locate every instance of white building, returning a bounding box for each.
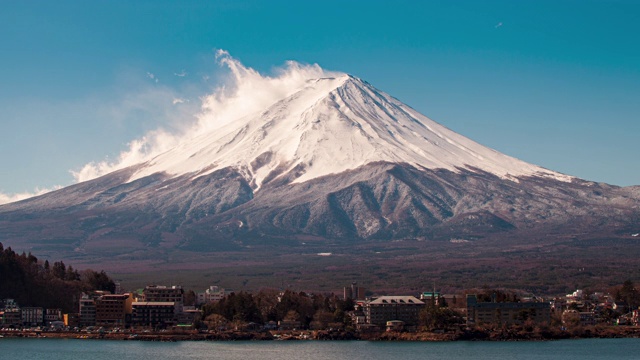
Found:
[197,286,226,305]
[566,289,584,300]
[21,307,44,327]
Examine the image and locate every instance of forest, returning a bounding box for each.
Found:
[0,242,115,312]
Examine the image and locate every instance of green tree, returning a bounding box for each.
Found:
[310,309,334,330]
[184,290,196,306]
[618,280,639,309]
[419,305,463,331]
[82,270,116,293]
[203,292,262,324]
[0,242,116,312]
[52,261,66,279]
[204,314,228,331]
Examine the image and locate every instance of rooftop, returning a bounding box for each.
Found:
[369,296,424,305]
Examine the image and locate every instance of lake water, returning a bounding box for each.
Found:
[1,338,639,359]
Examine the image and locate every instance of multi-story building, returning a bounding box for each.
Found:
[79,295,97,327]
[1,299,21,326]
[143,285,184,312]
[2,299,19,310]
[131,302,175,328]
[2,310,21,326]
[196,286,226,305]
[21,307,44,327]
[95,293,133,327]
[364,296,425,326]
[45,308,62,325]
[466,294,551,326]
[344,282,366,300]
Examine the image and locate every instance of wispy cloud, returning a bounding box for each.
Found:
[0,64,204,203]
[174,70,187,77]
[68,73,201,182]
[71,50,340,183]
[0,186,62,205]
[172,97,187,105]
[147,72,159,83]
[495,22,503,29]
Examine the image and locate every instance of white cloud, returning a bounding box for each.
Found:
[174,70,187,77]
[70,50,340,183]
[0,186,62,205]
[495,22,503,28]
[196,49,337,134]
[71,130,179,182]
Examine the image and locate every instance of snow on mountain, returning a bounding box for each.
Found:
[126,74,572,189]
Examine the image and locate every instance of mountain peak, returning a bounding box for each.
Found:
[123,73,571,189]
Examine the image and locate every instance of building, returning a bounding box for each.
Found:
[64,313,79,328]
[632,309,640,326]
[466,294,551,326]
[562,309,597,326]
[143,285,184,312]
[278,320,301,330]
[177,307,202,326]
[2,309,21,326]
[2,310,21,326]
[95,293,133,327]
[114,282,123,295]
[344,282,366,300]
[21,307,44,327]
[45,308,62,325]
[1,299,21,326]
[131,302,175,328]
[349,308,366,326]
[364,296,425,326]
[386,320,405,332]
[421,292,448,307]
[79,295,97,327]
[197,286,226,305]
[2,299,19,310]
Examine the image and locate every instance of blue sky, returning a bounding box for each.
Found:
[1,0,639,199]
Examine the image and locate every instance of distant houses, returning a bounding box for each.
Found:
[2,283,639,332]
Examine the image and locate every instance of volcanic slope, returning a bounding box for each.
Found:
[0,74,638,268]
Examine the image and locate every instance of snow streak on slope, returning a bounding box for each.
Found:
[76,52,572,190]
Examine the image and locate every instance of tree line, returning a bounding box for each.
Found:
[0,242,115,312]
[202,289,355,330]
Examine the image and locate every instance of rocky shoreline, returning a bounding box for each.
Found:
[2,326,640,342]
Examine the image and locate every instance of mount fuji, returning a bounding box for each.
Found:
[1,64,639,284]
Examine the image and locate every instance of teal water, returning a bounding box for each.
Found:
[1,338,639,359]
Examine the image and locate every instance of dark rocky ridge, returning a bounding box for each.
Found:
[0,162,638,266]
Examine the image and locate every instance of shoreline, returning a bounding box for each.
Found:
[2,326,640,342]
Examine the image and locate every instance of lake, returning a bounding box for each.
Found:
[1,338,639,359]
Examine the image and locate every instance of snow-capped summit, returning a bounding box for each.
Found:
[128,74,571,189]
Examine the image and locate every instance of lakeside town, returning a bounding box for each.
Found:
[3,280,640,341]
